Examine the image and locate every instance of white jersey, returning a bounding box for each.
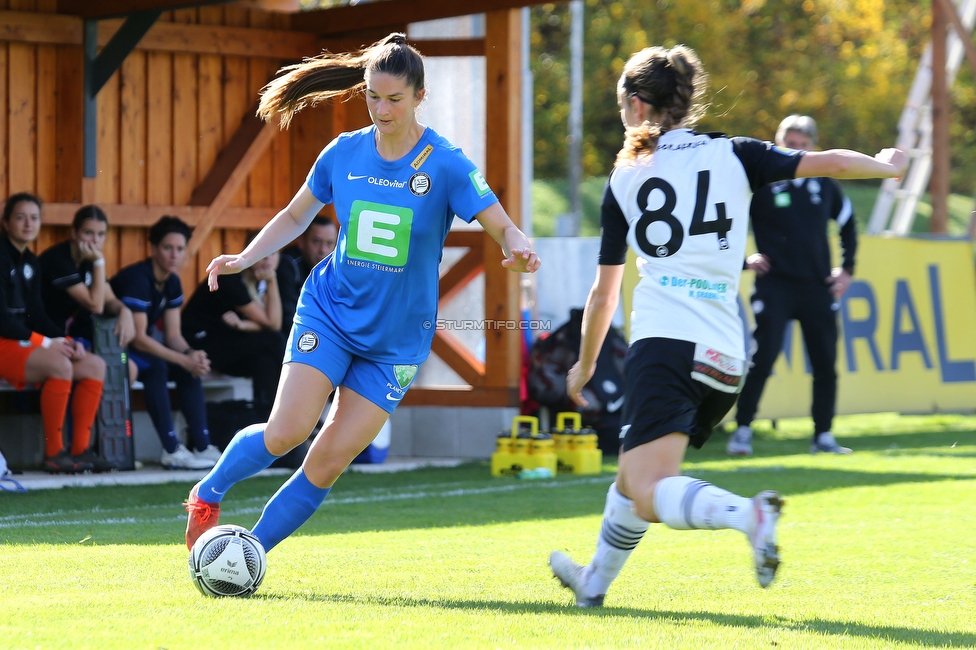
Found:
[599,129,803,359]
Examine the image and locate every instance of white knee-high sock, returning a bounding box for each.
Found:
[652,475,753,533]
[584,482,651,598]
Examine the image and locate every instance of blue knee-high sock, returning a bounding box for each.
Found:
[251,469,330,552]
[197,424,278,503]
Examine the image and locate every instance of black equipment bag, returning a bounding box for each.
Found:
[527,308,628,453]
[205,400,310,469]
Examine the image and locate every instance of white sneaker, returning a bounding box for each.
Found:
[548,550,604,608]
[193,445,222,464]
[726,425,753,456]
[810,432,852,454]
[748,490,784,588]
[161,444,216,470]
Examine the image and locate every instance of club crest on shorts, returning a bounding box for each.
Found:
[393,364,418,389]
[409,172,431,197]
[296,331,319,353]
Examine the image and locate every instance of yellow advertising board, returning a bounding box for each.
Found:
[622,236,976,417]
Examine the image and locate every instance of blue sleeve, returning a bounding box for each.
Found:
[305,137,339,205]
[112,268,152,313]
[730,137,805,192]
[447,151,498,223]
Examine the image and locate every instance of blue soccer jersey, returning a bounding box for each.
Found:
[302,125,498,363]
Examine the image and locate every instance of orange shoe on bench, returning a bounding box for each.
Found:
[184,484,220,550]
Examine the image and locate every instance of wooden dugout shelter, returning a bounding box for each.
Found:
[0,0,547,408]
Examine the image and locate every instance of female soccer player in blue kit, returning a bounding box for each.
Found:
[548,44,907,606]
[184,33,540,552]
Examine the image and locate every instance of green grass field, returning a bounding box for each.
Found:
[2,413,975,649]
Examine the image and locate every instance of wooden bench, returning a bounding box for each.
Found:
[0,373,253,470]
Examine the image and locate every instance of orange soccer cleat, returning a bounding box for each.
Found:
[184,484,221,550]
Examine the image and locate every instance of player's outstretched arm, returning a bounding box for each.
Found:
[474,203,541,273]
[567,264,624,406]
[207,185,325,291]
[796,147,908,180]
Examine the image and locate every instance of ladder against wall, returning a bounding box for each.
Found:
[868,0,976,235]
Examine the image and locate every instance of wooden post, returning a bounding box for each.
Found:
[931,0,950,234]
[483,8,522,402]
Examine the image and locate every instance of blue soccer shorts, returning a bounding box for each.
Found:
[284,324,419,414]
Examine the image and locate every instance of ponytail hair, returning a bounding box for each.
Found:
[615,45,708,166]
[258,32,425,128]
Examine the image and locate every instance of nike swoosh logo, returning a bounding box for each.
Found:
[347,173,367,180]
[607,396,624,413]
[385,393,403,401]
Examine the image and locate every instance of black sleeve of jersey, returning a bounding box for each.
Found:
[731,137,805,192]
[25,274,63,339]
[829,179,858,274]
[0,253,33,341]
[276,257,300,331]
[40,246,82,291]
[110,265,148,313]
[598,176,628,266]
[165,274,184,309]
[221,274,254,309]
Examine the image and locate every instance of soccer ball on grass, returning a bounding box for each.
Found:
[188,524,267,597]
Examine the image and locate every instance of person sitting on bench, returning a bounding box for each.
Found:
[110,216,217,471]
[0,192,108,474]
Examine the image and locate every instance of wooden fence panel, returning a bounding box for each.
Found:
[0,42,8,200]
[55,44,82,203]
[8,42,36,194]
[223,56,250,208]
[171,52,197,206]
[101,226,119,276]
[120,51,147,205]
[145,50,172,206]
[35,42,55,202]
[118,227,146,271]
[95,72,120,204]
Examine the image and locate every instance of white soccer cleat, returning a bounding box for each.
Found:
[193,445,223,463]
[810,432,852,455]
[161,444,216,470]
[726,425,754,456]
[549,550,604,608]
[749,490,784,588]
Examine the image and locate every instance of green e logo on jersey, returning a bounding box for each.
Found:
[469,170,491,197]
[348,200,413,266]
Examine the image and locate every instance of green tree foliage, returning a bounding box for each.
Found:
[531,0,933,183]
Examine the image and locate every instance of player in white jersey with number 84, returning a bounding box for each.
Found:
[549,43,907,606]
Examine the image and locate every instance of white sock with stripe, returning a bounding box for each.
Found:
[652,475,753,533]
[584,482,651,598]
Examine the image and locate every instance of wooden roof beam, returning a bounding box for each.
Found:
[57,0,232,20]
[0,12,484,59]
[186,108,280,259]
[84,11,162,177]
[290,0,550,36]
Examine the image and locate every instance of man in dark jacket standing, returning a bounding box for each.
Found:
[728,115,855,456]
